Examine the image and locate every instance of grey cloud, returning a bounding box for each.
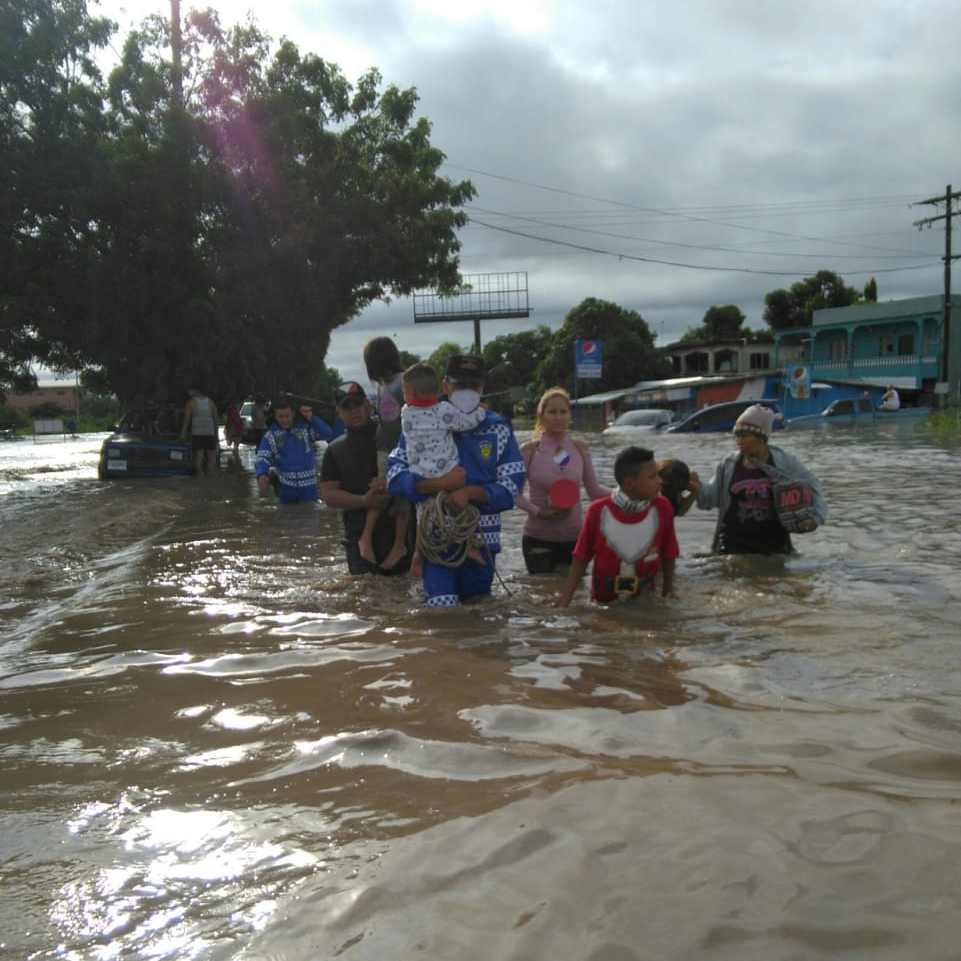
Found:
[318,0,958,375]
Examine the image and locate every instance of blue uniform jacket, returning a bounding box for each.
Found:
[386,410,525,553]
[255,415,342,489]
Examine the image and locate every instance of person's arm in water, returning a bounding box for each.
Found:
[557,503,598,607]
[557,557,588,607]
[254,430,277,495]
[514,442,540,515]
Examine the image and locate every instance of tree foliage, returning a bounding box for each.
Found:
[763,270,861,331]
[422,341,466,379]
[535,298,669,395]
[679,304,747,344]
[2,1,474,405]
[483,325,552,387]
[678,304,774,345]
[0,0,114,398]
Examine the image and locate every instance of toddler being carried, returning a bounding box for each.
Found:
[401,363,488,570]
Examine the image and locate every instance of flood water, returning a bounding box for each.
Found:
[3,423,961,960]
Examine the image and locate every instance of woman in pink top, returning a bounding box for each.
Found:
[517,387,610,573]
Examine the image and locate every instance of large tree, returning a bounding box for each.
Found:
[535,298,669,395]
[0,0,113,398]
[763,270,860,331]
[2,2,474,405]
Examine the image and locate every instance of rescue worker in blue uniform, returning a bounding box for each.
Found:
[294,400,344,444]
[255,395,341,504]
[387,354,526,607]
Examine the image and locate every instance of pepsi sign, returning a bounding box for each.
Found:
[575,339,603,379]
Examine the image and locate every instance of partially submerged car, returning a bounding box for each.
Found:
[665,399,782,433]
[785,396,931,430]
[603,408,674,435]
[98,407,194,479]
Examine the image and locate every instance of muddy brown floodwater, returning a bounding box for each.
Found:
[2,423,961,960]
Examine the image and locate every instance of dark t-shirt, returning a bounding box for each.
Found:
[320,423,415,576]
[320,422,380,538]
[718,456,791,555]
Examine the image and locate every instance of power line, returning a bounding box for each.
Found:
[466,204,936,262]
[446,162,932,256]
[471,197,919,220]
[467,217,940,278]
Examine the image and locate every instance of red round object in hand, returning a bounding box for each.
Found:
[548,478,579,510]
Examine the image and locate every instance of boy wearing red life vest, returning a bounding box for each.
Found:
[557,446,678,606]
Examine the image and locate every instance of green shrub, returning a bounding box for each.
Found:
[28,402,68,418]
[0,405,30,430]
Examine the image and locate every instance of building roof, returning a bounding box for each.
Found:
[813,293,960,327]
[572,372,775,405]
[571,387,636,406]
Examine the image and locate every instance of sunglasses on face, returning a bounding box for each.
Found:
[338,396,365,411]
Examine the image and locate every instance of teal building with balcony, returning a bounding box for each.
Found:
[773,294,956,394]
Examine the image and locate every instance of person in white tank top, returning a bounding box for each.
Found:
[182,388,220,475]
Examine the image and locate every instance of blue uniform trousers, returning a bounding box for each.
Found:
[278,483,318,504]
[422,554,496,607]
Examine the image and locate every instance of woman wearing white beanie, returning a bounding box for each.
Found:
[690,404,827,554]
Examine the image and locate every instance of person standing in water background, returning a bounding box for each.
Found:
[516,387,610,574]
[181,387,219,475]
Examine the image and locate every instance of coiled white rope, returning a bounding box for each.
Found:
[416,491,482,568]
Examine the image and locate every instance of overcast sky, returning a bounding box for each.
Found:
[98,0,961,385]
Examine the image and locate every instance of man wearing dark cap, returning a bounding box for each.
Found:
[255,395,339,504]
[320,383,414,574]
[387,354,525,606]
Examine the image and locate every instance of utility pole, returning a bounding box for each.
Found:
[170,0,184,108]
[914,184,961,404]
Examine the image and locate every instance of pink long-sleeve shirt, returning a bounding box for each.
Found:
[516,434,611,542]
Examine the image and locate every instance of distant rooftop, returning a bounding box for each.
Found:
[813,293,960,327]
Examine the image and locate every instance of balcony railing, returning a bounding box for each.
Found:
[808,355,939,373]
